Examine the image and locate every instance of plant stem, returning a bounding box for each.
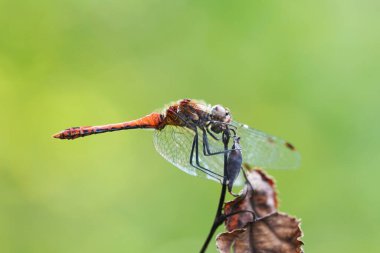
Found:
[199,131,230,253]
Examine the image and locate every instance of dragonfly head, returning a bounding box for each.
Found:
[210,105,232,133]
[211,105,232,123]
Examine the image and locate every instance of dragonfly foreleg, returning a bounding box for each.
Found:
[205,122,221,141]
[201,128,241,157]
[188,130,224,181]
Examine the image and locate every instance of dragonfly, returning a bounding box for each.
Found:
[53,99,300,187]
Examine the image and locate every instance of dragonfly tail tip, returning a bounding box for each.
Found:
[52,132,62,139]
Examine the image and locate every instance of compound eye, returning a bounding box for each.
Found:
[212,105,225,114]
[217,105,225,112]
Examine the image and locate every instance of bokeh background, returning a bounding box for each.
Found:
[0,1,379,252]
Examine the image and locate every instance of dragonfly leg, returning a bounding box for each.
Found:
[188,132,224,182]
[201,128,241,157]
[159,111,221,180]
[194,131,225,179]
[207,128,220,141]
[164,115,222,180]
[205,123,221,141]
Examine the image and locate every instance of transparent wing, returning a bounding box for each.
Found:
[233,121,301,169]
[153,125,245,185]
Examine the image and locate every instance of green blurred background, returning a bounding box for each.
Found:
[0,0,379,252]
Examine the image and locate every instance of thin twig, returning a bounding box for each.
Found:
[199,130,230,253]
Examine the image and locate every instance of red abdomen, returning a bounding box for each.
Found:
[53,112,163,140]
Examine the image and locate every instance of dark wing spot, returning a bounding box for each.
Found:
[285,142,296,151]
[267,137,275,144]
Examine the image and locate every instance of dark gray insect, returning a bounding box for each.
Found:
[227,136,243,193]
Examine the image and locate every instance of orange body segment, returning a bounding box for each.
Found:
[53,112,163,140]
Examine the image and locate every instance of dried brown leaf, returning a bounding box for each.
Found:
[224,165,278,231]
[217,166,303,253]
[217,212,303,253]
